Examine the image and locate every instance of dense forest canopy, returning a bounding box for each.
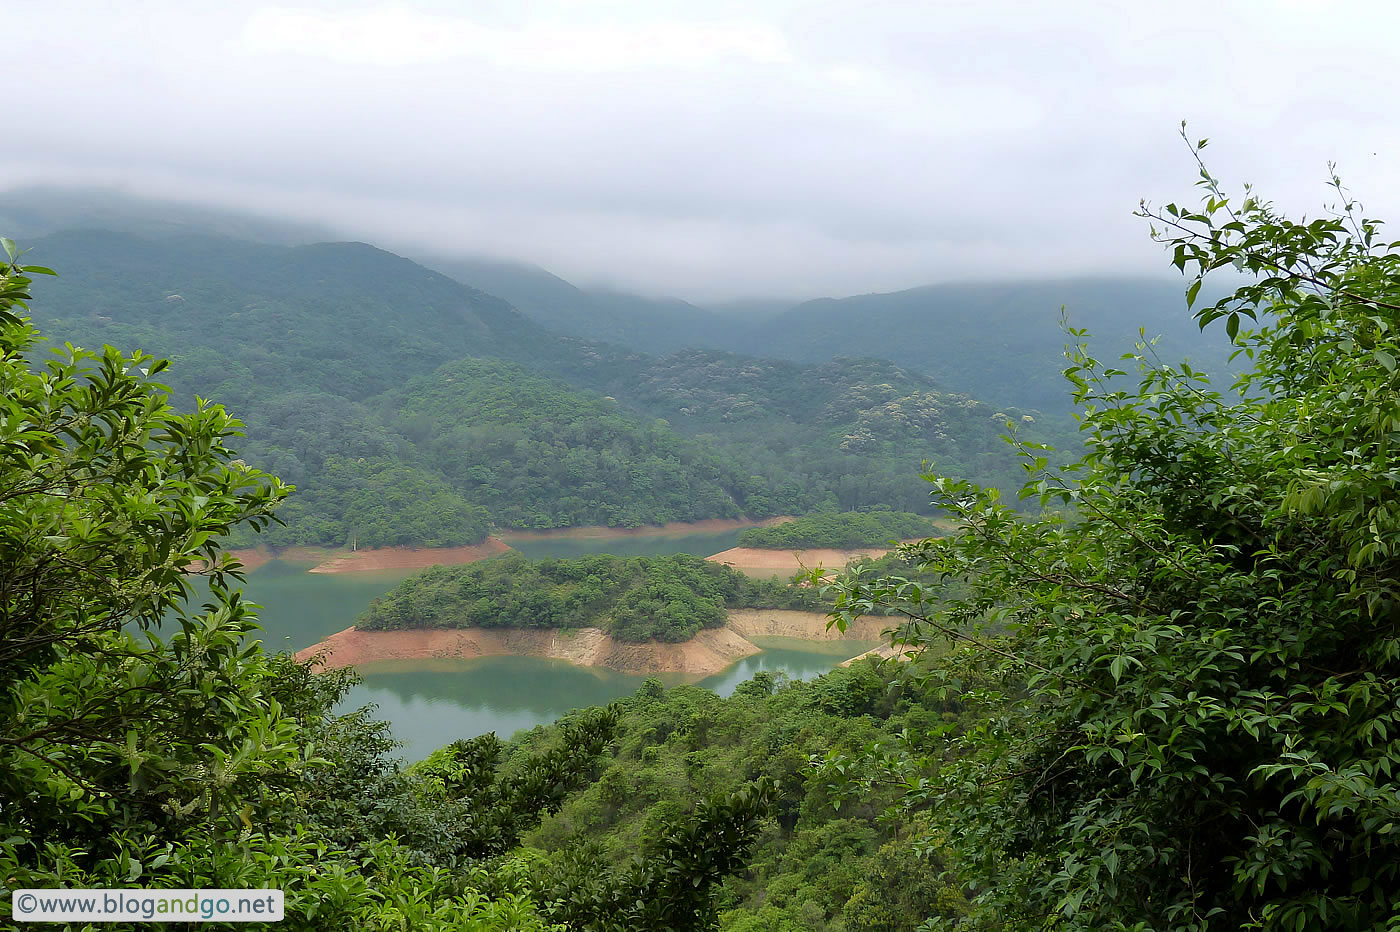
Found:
[17,229,1058,549]
[817,146,1400,928]
[7,139,1397,931]
[359,553,830,643]
[0,243,777,930]
[512,663,967,931]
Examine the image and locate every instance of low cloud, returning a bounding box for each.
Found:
[4,1,1396,301]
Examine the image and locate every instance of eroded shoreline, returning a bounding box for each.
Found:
[307,537,512,573]
[224,516,797,575]
[296,609,890,676]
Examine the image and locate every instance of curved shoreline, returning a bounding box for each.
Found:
[307,537,511,574]
[296,609,890,676]
[295,624,762,676]
[223,518,799,576]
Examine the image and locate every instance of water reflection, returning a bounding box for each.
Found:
[347,640,877,761]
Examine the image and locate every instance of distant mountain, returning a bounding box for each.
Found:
[2,188,1234,419]
[20,231,747,545]
[24,230,543,405]
[420,254,732,354]
[737,278,1235,411]
[17,229,1052,549]
[702,297,797,320]
[0,185,335,245]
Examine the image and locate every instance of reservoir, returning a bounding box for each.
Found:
[233,525,876,760]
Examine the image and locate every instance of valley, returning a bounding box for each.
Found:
[2,182,1294,932]
[16,228,1109,557]
[4,9,1392,928]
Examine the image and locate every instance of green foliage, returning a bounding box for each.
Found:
[386,358,750,529]
[821,143,1400,929]
[0,242,295,852]
[531,778,778,932]
[737,511,940,550]
[23,230,1061,548]
[737,278,1236,413]
[0,250,775,930]
[358,552,828,642]
[517,664,968,931]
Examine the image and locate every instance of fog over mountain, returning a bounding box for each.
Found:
[4,1,1397,301]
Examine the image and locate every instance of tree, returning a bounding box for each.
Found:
[1,241,776,930]
[818,135,1400,929]
[0,237,298,852]
[0,242,568,929]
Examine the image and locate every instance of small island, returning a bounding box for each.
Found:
[296,552,890,675]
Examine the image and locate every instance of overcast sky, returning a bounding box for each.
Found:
[3,1,1396,300]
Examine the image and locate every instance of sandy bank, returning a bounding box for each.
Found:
[706,546,889,577]
[307,537,511,574]
[296,609,887,676]
[726,608,889,642]
[840,642,920,666]
[295,622,760,676]
[498,516,792,542]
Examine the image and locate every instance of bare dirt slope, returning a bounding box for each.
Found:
[295,609,890,676]
[725,608,889,641]
[705,546,888,577]
[295,622,761,676]
[307,537,511,574]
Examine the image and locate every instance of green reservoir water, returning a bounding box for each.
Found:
[231,529,872,761]
[344,640,872,761]
[240,560,420,652]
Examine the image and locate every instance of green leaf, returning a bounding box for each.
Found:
[1186,279,1202,309]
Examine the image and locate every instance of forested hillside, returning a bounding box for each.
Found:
[556,349,1061,514]
[7,141,1400,931]
[732,278,1237,411]
[423,252,727,354]
[385,358,751,529]
[19,229,1054,548]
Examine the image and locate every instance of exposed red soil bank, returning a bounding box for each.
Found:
[725,608,889,642]
[296,609,887,676]
[840,642,920,666]
[295,623,761,676]
[307,537,511,574]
